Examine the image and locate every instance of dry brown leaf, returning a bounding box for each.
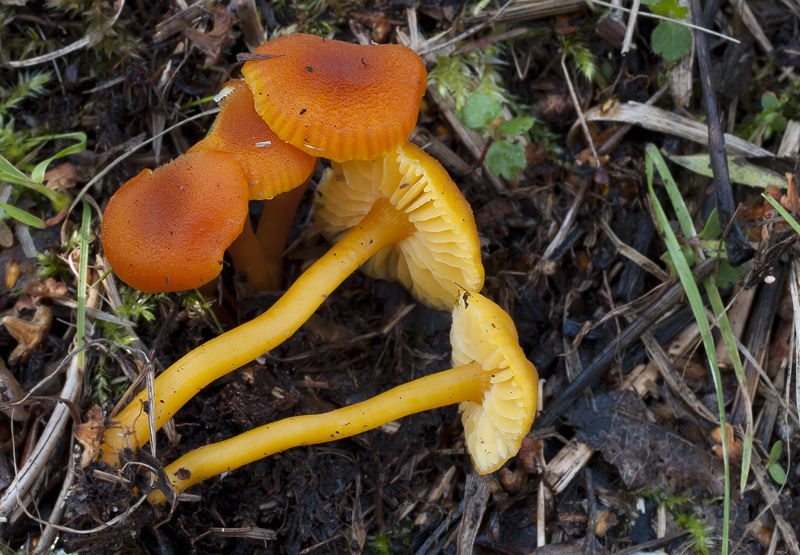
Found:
[594,510,618,536]
[74,405,105,468]
[2,305,53,364]
[23,278,68,301]
[711,423,743,466]
[569,390,725,494]
[43,162,82,190]
[0,357,26,421]
[5,260,19,291]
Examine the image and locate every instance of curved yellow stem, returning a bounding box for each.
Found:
[148,361,485,503]
[101,198,416,465]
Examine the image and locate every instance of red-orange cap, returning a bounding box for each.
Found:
[102,151,249,293]
[189,79,317,200]
[242,34,427,162]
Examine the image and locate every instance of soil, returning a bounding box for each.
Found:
[1,0,799,553]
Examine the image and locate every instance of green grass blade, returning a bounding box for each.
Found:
[0,202,45,229]
[0,152,74,211]
[0,154,36,187]
[646,150,730,555]
[645,145,697,236]
[648,143,753,492]
[764,194,800,235]
[30,131,87,184]
[705,280,752,492]
[77,198,91,368]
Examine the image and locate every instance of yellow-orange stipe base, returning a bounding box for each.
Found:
[226,218,279,292]
[147,291,537,503]
[99,144,483,466]
[100,198,416,464]
[148,361,485,503]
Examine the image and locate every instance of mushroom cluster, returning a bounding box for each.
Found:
[98,33,538,499]
[102,78,317,293]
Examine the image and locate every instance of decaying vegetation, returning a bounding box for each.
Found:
[1,0,800,553]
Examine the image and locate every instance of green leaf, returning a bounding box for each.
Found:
[764,194,800,236]
[651,21,692,64]
[485,140,527,180]
[768,440,783,465]
[0,154,34,186]
[29,131,87,184]
[769,114,788,132]
[662,247,695,275]
[698,209,721,240]
[768,463,787,485]
[714,260,744,290]
[665,152,786,190]
[642,0,688,18]
[761,92,780,111]
[498,117,534,136]
[459,93,502,131]
[0,202,45,229]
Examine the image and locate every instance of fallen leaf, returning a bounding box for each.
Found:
[44,162,82,190]
[3,305,53,364]
[74,405,105,468]
[23,278,68,301]
[0,357,26,421]
[568,390,725,495]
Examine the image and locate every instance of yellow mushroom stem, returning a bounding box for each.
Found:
[148,360,485,503]
[101,197,417,464]
[254,180,310,290]
[226,217,279,292]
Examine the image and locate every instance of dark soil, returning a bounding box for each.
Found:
[1,0,799,553]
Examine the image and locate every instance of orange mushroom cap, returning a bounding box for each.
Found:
[188,79,317,200]
[241,34,427,162]
[101,151,249,293]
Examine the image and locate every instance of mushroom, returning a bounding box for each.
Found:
[101,150,249,293]
[188,79,318,291]
[147,290,537,502]
[188,79,316,201]
[241,33,427,162]
[100,142,484,464]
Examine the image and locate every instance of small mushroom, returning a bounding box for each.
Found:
[188,79,316,201]
[189,79,318,291]
[99,142,484,465]
[101,150,250,293]
[147,290,538,502]
[3,305,53,365]
[241,33,427,162]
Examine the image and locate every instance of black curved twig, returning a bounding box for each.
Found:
[693,0,755,267]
